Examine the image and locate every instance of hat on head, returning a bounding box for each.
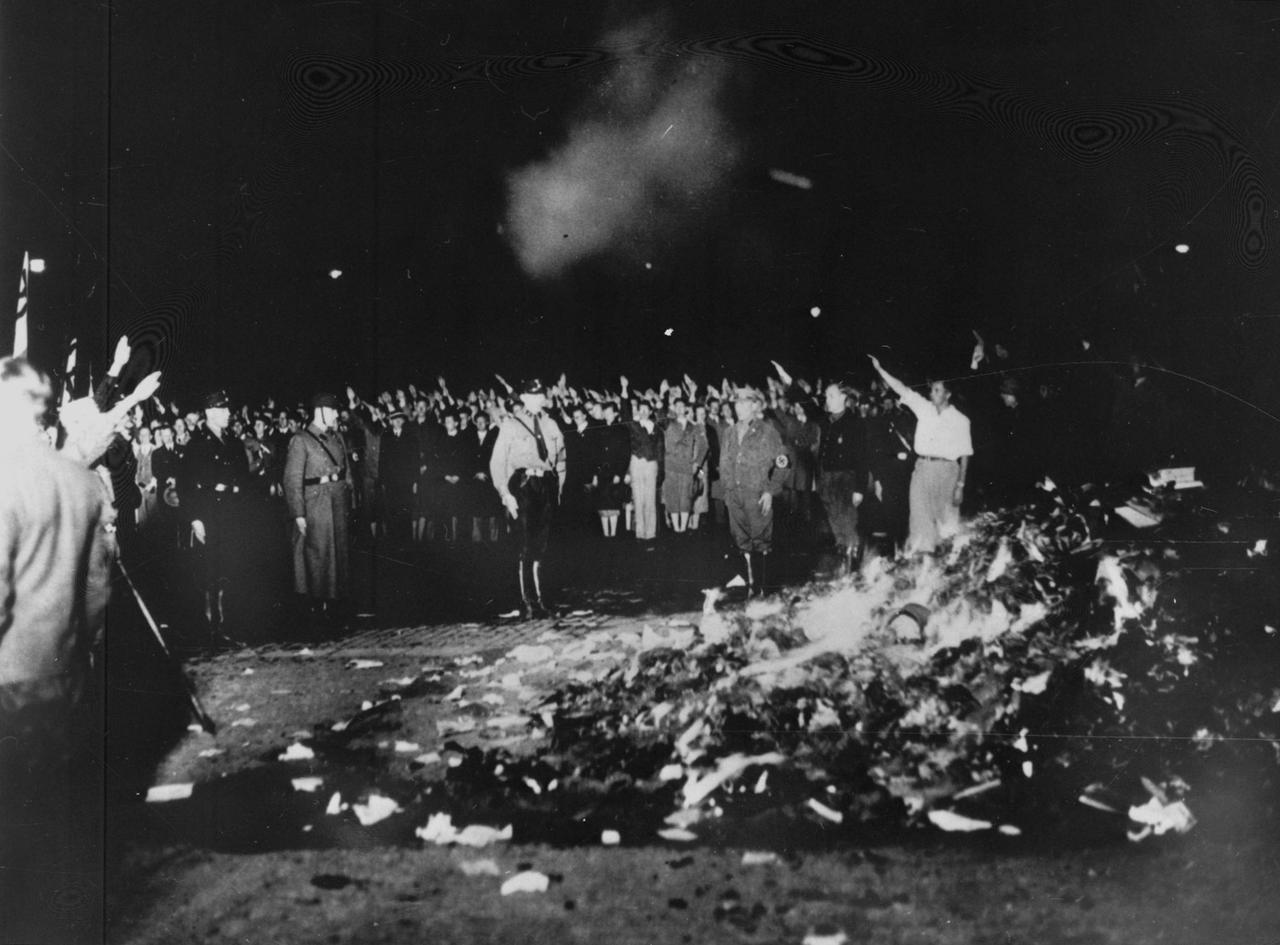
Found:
[520,378,546,396]
[201,389,231,410]
[310,392,341,411]
[733,386,765,404]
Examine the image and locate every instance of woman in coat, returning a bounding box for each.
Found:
[660,397,708,534]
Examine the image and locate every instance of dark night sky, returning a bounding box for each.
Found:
[3,1,1279,409]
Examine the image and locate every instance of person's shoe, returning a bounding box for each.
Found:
[531,598,549,619]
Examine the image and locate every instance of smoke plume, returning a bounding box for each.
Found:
[504,23,741,278]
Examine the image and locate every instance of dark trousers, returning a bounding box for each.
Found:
[513,471,557,560]
[819,470,861,550]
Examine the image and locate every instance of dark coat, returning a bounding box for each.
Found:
[283,424,351,600]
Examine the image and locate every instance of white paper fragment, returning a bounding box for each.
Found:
[348,659,384,670]
[278,742,315,762]
[443,685,465,701]
[394,740,421,754]
[415,812,513,847]
[998,824,1022,836]
[187,723,203,733]
[1247,539,1268,558]
[741,851,779,865]
[414,751,442,766]
[807,798,844,824]
[297,648,315,657]
[1022,760,1034,778]
[459,859,501,877]
[802,930,849,945]
[657,827,697,842]
[601,830,621,845]
[325,792,343,815]
[352,794,401,826]
[291,776,324,793]
[145,783,193,803]
[927,810,993,832]
[1127,797,1196,841]
[230,718,257,728]
[658,764,684,782]
[500,871,550,895]
[241,668,255,675]
[197,748,224,758]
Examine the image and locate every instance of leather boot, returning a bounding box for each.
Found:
[530,560,548,618]
[518,558,534,618]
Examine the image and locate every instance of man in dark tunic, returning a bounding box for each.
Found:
[184,389,252,643]
[283,393,352,624]
[818,382,870,574]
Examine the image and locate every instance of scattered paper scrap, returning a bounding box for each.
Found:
[459,859,502,877]
[741,851,779,866]
[928,809,993,832]
[351,794,401,826]
[413,751,442,766]
[657,827,697,842]
[197,748,224,759]
[146,783,193,803]
[278,742,315,762]
[394,740,422,754]
[230,718,256,728]
[348,659,385,670]
[416,812,513,847]
[601,830,621,845]
[325,792,343,815]
[500,871,550,895]
[1127,797,1196,841]
[807,798,844,824]
[291,777,324,793]
[803,929,849,945]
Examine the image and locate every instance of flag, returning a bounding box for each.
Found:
[63,337,78,406]
[11,251,29,358]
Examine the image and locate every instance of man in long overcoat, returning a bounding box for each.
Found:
[284,392,352,622]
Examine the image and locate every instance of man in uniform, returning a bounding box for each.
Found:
[184,389,252,644]
[818,381,869,574]
[284,393,353,627]
[719,386,787,595]
[0,357,115,943]
[489,379,566,618]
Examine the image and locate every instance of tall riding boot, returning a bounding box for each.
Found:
[518,558,533,618]
[531,560,548,618]
[753,552,768,597]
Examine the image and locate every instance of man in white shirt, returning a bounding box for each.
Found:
[869,355,973,554]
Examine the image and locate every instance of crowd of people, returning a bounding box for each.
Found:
[0,328,1214,940]
[63,331,1190,636]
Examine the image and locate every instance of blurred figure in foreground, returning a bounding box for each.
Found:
[0,357,116,944]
